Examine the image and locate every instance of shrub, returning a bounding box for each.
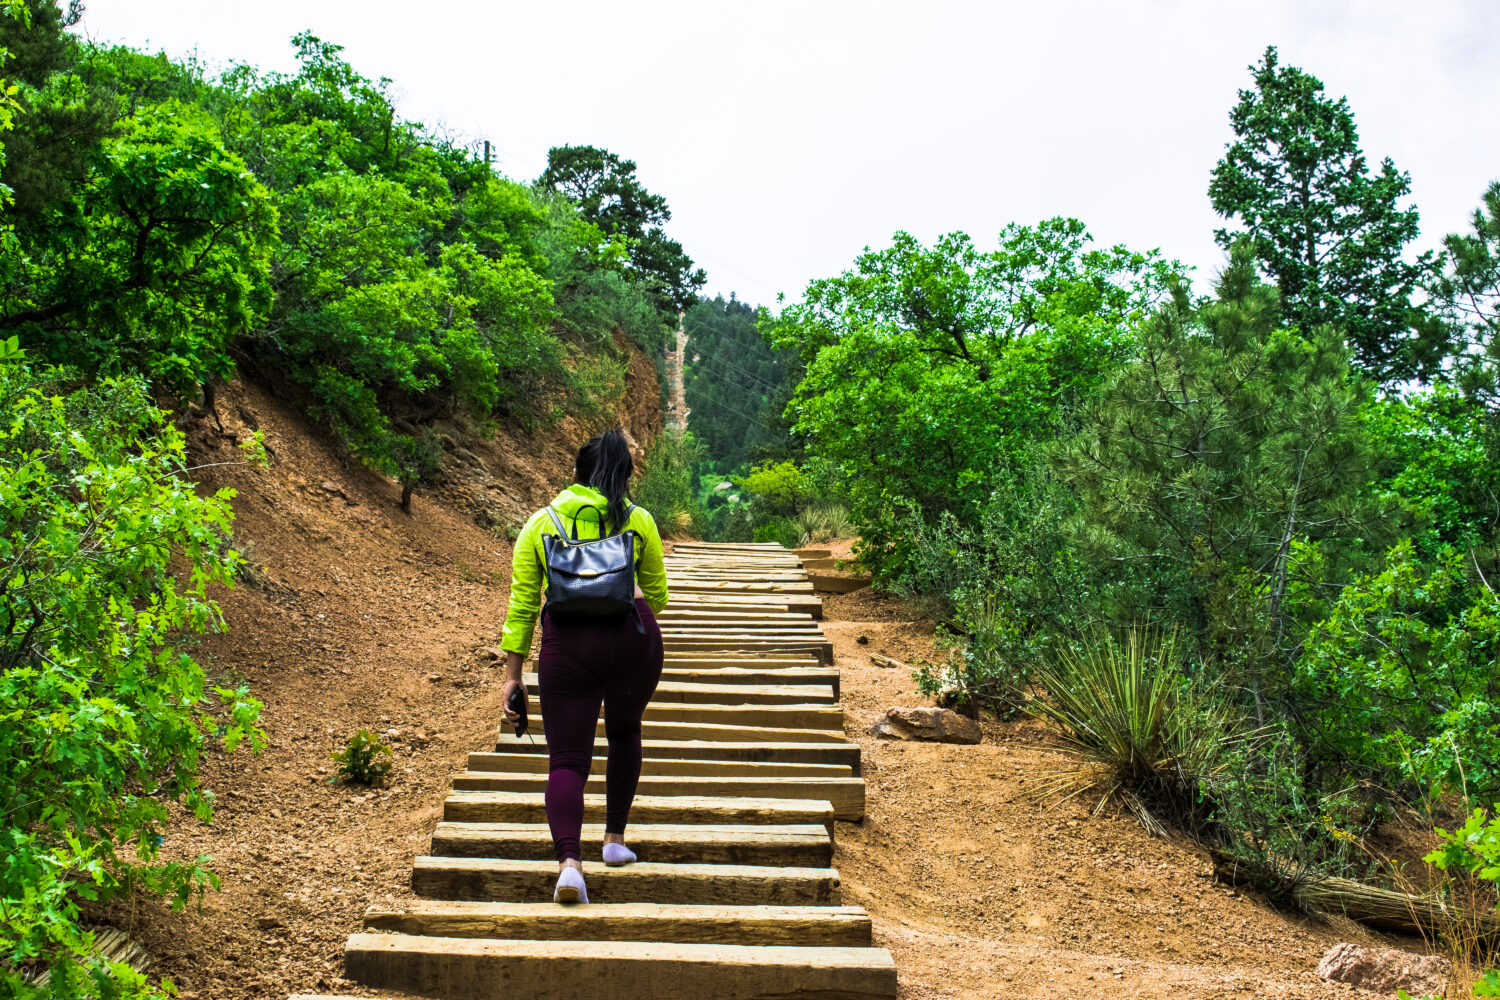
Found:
[1295,541,1500,805]
[330,729,392,785]
[1026,627,1240,834]
[752,516,800,549]
[0,352,264,997]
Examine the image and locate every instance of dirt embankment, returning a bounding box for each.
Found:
[120,363,1411,999]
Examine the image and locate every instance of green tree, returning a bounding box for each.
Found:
[1433,181,1500,406]
[0,101,278,396]
[767,219,1176,578]
[1209,46,1441,382]
[1057,247,1376,678]
[683,294,793,468]
[539,144,706,312]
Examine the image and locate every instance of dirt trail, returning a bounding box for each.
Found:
[824,583,1398,998]
[119,378,1404,998]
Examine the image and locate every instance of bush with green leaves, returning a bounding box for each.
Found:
[1295,541,1500,805]
[330,730,393,785]
[0,350,264,998]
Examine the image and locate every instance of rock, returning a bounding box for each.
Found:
[1315,943,1450,996]
[480,646,503,661]
[856,634,869,645]
[869,706,981,745]
[255,916,284,930]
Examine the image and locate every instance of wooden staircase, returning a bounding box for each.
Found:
[295,542,896,1000]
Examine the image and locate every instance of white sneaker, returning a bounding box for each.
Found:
[553,864,588,904]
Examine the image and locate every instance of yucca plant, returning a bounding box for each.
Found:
[1027,627,1243,834]
[794,502,853,546]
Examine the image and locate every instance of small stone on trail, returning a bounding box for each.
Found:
[255,917,284,930]
[269,808,282,819]
[1315,943,1450,996]
[481,646,502,661]
[856,634,869,645]
[427,673,444,682]
[869,706,981,744]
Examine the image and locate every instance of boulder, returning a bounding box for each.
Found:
[1315,943,1450,996]
[870,706,981,745]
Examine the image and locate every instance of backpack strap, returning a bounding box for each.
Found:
[544,505,570,540]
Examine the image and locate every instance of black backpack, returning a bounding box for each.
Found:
[540,503,638,618]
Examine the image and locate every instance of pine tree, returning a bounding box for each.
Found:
[1059,246,1376,667]
[1209,46,1443,383]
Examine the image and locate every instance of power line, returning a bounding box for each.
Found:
[686,351,784,394]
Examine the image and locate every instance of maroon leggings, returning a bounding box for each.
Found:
[538,598,664,862]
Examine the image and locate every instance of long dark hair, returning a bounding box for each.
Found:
[575,429,633,533]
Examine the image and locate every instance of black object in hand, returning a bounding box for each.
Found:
[507,684,529,739]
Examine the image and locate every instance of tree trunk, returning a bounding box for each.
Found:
[401,482,414,514]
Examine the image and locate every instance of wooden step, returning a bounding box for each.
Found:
[450,773,864,820]
[522,699,843,732]
[657,611,815,623]
[660,626,827,636]
[362,901,871,946]
[663,654,822,667]
[662,639,834,664]
[490,738,861,770]
[661,666,839,694]
[668,581,816,594]
[344,934,898,1000]
[429,822,833,866]
[809,573,871,594]
[659,666,839,694]
[792,548,832,559]
[412,857,841,905]
[666,594,823,619]
[519,674,833,705]
[468,752,852,778]
[510,712,847,743]
[444,790,834,827]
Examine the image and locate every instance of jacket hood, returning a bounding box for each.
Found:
[549,484,629,528]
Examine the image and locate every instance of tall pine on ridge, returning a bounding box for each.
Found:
[1209,46,1444,383]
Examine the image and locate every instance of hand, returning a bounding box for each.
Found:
[502,677,527,724]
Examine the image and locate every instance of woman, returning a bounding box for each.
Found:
[498,428,669,904]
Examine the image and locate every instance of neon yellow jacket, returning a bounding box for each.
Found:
[500,484,669,656]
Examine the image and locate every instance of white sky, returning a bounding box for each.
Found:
[75,0,1500,306]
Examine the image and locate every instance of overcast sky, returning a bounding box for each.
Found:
[75,0,1500,307]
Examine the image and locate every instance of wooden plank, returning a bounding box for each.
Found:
[467,753,851,778]
[429,822,834,867]
[663,655,821,666]
[808,573,871,594]
[344,934,899,1000]
[660,666,838,698]
[362,901,872,947]
[667,594,823,619]
[443,790,835,828]
[411,856,842,905]
[524,697,844,732]
[662,639,833,665]
[660,605,822,620]
[666,569,804,576]
[671,542,788,550]
[490,739,861,771]
[451,773,864,820]
[499,719,847,745]
[520,673,833,705]
[792,548,833,559]
[669,581,816,594]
